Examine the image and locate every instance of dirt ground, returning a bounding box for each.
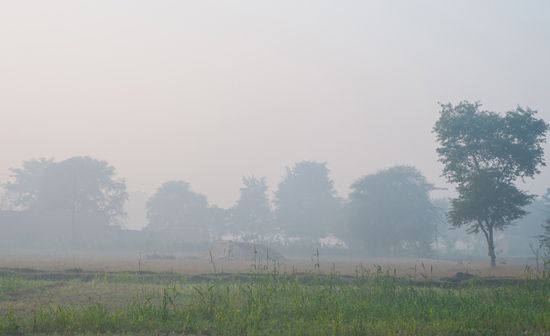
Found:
[0,250,535,278]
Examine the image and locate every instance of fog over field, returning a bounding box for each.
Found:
[1,1,550,263]
[2,1,550,215]
[3,2,550,335]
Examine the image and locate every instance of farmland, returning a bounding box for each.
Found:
[0,254,549,335]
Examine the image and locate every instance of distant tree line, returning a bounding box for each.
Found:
[0,101,549,264]
[0,156,441,256]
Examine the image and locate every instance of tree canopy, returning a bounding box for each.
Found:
[4,158,55,210]
[274,161,341,240]
[5,156,127,226]
[146,180,209,232]
[434,102,548,184]
[348,166,438,257]
[230,176,273,240]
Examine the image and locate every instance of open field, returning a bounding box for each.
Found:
[0,251,536,278]
[0,253,549,335]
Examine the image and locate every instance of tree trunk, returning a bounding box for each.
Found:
[480,222,496,268]
[487,226,496,268]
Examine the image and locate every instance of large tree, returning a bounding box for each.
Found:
[146,180,209,232]
[5,156,127,226]
[274,161,341,240]
[230,176,273,240]
[434,101,548,267]
[348,166,438,257]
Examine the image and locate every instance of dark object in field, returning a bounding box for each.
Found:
[442,272,474,283]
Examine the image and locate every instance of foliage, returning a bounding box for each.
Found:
[434,102,548,184]
[434,101,548,266]
[449,171,533,233]
[208,205,231,237]
[274,161,341,239]
[3,158,54,210]
[146,180,209,232]
[537,190,550,259]
[348,166,438,256]
[541,225,550,244]
[4,156,127,226]
[230,176,274,240]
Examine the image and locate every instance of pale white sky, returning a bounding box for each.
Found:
[1,1,550,214]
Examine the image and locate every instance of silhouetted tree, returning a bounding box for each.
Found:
[5,156,127,226]
[4,158,55,210]
[146,180,209,232]
[274,161,341,240]
[348,166,438,256]
[230,176,273,240]
[208,205,231,237]
[434,101,548,267]
[538,189,550,252]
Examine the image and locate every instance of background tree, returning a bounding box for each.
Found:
[274,161,341,240]
[539,218,550,249]
[146,180,209,232]
[536,194,550,272]
[207,205,231,239]
[44,157,127,224]
[5,156,127,226]
[434,101,548,267]
[230,176,273,241]
[4,158,55,210]
[537,189,550,255]
[348,166,438,256]
[503,190,550,257]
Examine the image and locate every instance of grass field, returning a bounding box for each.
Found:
[0,255,549,335]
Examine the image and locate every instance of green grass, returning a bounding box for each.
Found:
[0,273,51,300]
[1,270,550,335]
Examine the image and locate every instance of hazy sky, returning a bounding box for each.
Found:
[2,1,550,214]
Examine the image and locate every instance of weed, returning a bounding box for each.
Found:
[1,267,550,335]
